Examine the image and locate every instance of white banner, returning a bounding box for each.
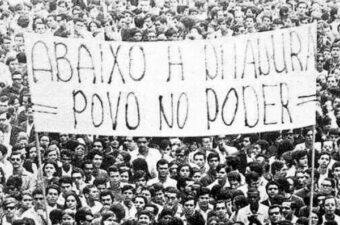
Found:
[25,24,317,136]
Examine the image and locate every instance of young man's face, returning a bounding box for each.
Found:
[123,189,134,202]
[46,188,59,205]
[331,47,340,58]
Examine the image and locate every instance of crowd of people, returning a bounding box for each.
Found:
[0,0,339,225]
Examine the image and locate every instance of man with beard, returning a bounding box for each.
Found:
[236,188,269,225]
[131,137,161,177]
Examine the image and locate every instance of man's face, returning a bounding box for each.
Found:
[202,138,211,149]
[35,23,46,34]
[318,155,330,169]
[138,214,151,225]
[92,154,103,168]
[269,207,282,223]
[4,203,16,218]
[10,154,22,169]
[230,179,240,189]
[331,47,340,58]
[93,141,103,151]
[158,164,169,178]
[137,138,149,154]
[297,3,307,15]
[215,202,227,217]
[33,194,45,209]
[208,157,219,170]
[61,182,72,195]
[247,191,259,206]
[194,155,205,167]
[154,190,165,204]
[135,197,146,211]
[123,189,134,202]
[183,199,195,215]
[325,198,336,215]
[267,185,279,198]
[123,136,135,151]
[198,194,209,208]
[109,171,121,184]
[165,192,179,209]
[21,195,33,209]
[322,141,333,153]
[89,187,99,201]
[101,195,113,207]
[84,163,94,177]
[333,167,340,179]
[242,137,251,147]
[46,189,59,205]
[282,202,293,218]
[298,155,308,167]
[193,172,202,182]
[245,18,254,29]
[320,180,333,192]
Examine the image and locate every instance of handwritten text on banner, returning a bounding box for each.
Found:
[25,24,317,136]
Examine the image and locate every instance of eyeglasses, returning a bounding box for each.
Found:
[5,206,15,210]
[11,158,21,162]
[269,212,280,215]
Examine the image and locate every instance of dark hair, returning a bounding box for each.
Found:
[64,192,82,210]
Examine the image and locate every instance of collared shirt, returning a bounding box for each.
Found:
[14,168,37,193]
[236,204,269,225]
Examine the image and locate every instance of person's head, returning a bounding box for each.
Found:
[32,188,45,210]
[20,192,33,210]
[318,152,331,169]
[207,152,219,170]
[108,165,120,185]
[157,159,169,178]
[164,187,180,209]
[137,137,149,154]
[60,149,73,166]
[214,200,227,218]
[324,196,337,215]
[122,185,135,203]
[137,210,153,225]
[40,135,50,148]
[216,164,227,181]
[82,160,94,177]
[75,207,93,225]
[246,172,261,188]
[331,43,340,59]
[71,169,85,186]
[10,151,24,169]
[92,139,104,152]
[292,150,308,168]
[61,209,76,225]
[320,178,334,193]
[83,185,99,201]
[332,161,340,179]
[269,205,282,223]
[94,177,107,193]
[266,181,279,199]
[141,187,152,203]
[182,196,196,216]
[198,187,210,208]
[3,197,17,219]
[43,160,58,178]
[46,185,60,206]
[281,200,296,219]
[88,150,103,169]
[247,187,260,207]
[227,171,242,189]
[135,195,147,212]
[271,161,287,178]
[177,164,192,178]
[100,190,115,208]
[64,192,82,210]
[193,151,206,168]
[59,176,73,195]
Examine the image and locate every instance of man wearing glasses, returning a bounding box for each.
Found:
[10,151,36,193]
[1,197,17,225]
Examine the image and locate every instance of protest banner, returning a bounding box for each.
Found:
[25,23,317,137]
